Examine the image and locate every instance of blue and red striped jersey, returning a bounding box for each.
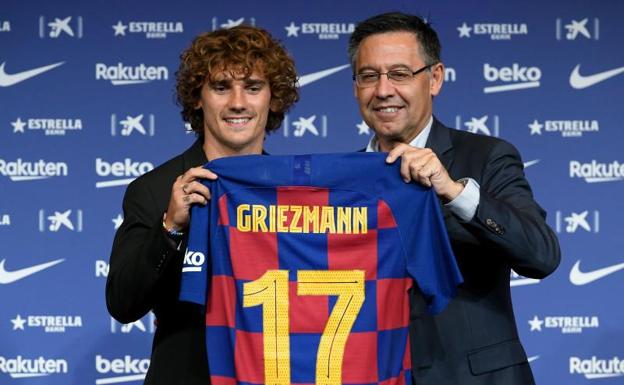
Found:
[180,153,462,385]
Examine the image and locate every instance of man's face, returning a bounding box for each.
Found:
[197,68,272,158]
[354,32,443,149]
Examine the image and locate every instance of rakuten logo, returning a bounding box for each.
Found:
[95,63,168,85]
[0,355,68,378]
[95,355,149,384]
[182,250,205,272]
[0,158,68,181]
[570,356,624,379]
[95,260,109,277]
[95,158,153,188]
[569,160,624,183]
[483,63,541,93]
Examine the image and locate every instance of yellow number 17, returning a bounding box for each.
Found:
[243,269,365,385]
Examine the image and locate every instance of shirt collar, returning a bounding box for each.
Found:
[365,116,433,152]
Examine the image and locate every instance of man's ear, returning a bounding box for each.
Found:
[430,62,445,97]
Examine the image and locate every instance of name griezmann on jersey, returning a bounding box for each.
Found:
[236,204,368,234]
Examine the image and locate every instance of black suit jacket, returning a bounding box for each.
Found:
[106,139,210,385]
[408,119,560,385]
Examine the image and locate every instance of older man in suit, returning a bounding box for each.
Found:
[349,12,560,385]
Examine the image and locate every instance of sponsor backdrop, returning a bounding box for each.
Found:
[1,0,622,383]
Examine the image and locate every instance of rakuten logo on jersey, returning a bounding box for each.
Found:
[95,63,168,85]
[0,355,68,378]
[0,158,68,181]
[182,250,205,272]
[570,356,624,379]
[95,355,149,384]
[95,158,153,188]
[483,63,541,93]
[569,160,624,183]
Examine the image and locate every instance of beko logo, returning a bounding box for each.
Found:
[182,250,205,272]
[95,63,168,85]
[0,355,68,378]
[569,160,624,183]
[483,63,541,93]
[95,355,149,384]
[95,158,154,188]
[0,158,68,181]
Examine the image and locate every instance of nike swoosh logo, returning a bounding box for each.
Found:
[298,64,350,87]
[0,61,65,87]
[569,64,624,89]
[569,260,624,285]
[523,159,540,168]
[527,356,540,363]
[0,258,65,284]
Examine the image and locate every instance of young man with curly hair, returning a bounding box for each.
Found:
[106,26,298,385]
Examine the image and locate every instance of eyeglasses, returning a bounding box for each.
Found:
[353,64,435,88]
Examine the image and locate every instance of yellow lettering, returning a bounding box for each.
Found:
[336,207,351,234]
[303,206,320,233]
[252,205,268,232]
[277,205,288,233]
[289,205,302,233]
[319,206,336,234]
[237,204,251,232]
[269,205,276,232]
[353,207,367,234]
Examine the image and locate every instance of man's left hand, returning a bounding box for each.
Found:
[386,143,464,202]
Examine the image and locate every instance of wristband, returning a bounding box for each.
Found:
[162,217,184,238]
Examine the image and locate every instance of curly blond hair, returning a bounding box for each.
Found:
[176,25,299,135]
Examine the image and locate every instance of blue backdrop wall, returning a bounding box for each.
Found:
[1,0,623,384]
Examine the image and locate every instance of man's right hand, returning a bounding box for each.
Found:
[163,166,217,231]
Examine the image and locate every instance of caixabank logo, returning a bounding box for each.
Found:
[569,160,624,183]
[38,209,83,232]
[0,158,68,181]
[555,210,599,234]
[38,16,83,38]
[0,355,68,379]
[282,114,328,138]
[556,17,599,41]
[284,21,354,40]
[10,117,83,136]
[570,356,624,379]
[455,115,500,137]
[110,113,155,137]
[211,16,255,30]
[95,355,149,384]
[95,157,154,188]
[112,20,184,39]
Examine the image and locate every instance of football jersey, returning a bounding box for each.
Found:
[180,153,462,385]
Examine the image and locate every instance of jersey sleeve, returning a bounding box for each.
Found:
[179,195,210,306]
[398,187,463,314]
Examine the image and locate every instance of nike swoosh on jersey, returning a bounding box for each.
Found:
[298,64,350,87]
[0,258,65,284]
[0,61,65,87]
[569,260,624,285]
[569,64,624,89]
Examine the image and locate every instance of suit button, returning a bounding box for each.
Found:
[486,218,496,227]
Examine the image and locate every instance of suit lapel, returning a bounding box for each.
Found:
[425,117,454,172]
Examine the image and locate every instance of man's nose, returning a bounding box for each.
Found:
[374,74,395,99]
[228,87,247,111]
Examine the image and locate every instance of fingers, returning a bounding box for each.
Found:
[180,180,210,203]
[385,143,411,164]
